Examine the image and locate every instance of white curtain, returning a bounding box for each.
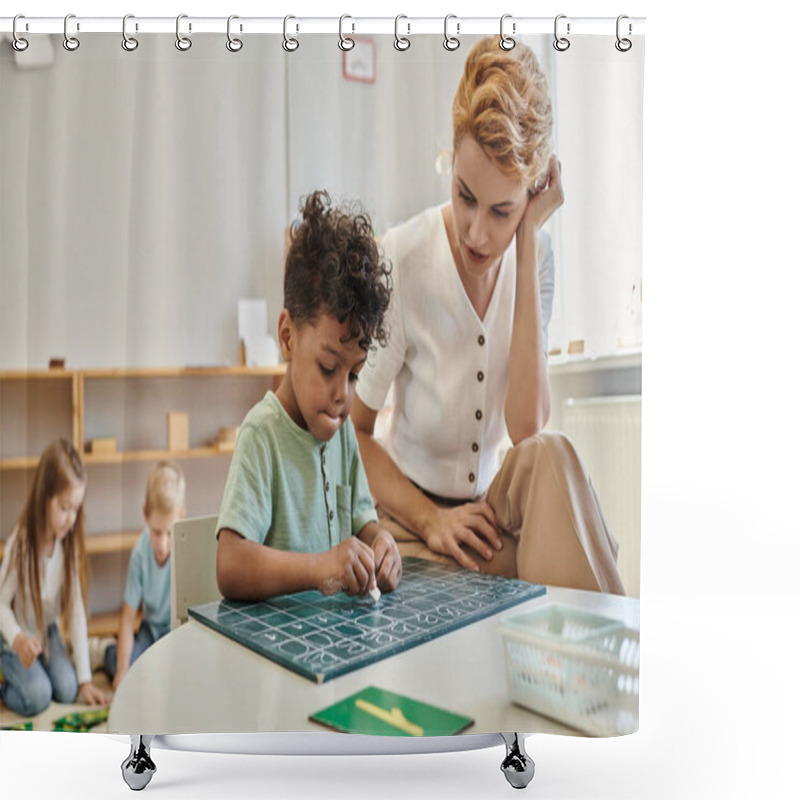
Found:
[1,32,640,368]
[1,34,288,368]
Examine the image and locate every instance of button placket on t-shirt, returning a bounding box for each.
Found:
[319,443,336,547]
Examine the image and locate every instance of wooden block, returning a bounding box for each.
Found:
[567,339,585,355]
[89,437,117,454]
[218,425,240,445]
[167,412,189,452]
[48,357,66,370]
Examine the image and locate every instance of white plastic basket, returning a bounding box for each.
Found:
[499,604,639,737]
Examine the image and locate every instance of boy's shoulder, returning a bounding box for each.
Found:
[130,527,154,562]
[234,391,307,468]
[237,392,287,447]
[240,390,282,429]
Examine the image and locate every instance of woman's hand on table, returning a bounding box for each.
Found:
[371,528,403,592]
[519,153,564,236]
[423,501,503,572]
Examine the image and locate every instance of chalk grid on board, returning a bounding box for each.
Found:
[189,557,546,683]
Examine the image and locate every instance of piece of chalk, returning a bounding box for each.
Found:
[369,586,381,602]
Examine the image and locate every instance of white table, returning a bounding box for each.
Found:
[108,586,638,737]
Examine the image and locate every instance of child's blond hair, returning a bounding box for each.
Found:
[144,461,186,517]
[452,36,553,187]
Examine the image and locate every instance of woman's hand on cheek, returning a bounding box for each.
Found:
[519,153,564,234]
[372,528,403,592]
[424,501,502,572]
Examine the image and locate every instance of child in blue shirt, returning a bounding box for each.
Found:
[103,461,185,689]
[216,191,401,600]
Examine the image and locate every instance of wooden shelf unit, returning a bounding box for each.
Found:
[1,365,286,631]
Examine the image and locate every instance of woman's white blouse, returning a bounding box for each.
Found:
[356,204,554,499]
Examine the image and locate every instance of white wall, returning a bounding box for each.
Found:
[5,33,652,373]
[549,35,644,357]
[1,34,289,369]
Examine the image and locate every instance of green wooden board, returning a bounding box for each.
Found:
[310,685,473,736]
[189,557,545,684]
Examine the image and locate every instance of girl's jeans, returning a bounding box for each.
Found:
[0,623,78,717]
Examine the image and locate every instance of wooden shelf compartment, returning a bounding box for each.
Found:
[0,457,40,471]
[80,365,285,379]
[82,446,236,464]
[88,608,143,638]
[0,369,76,380]
[0,369,80,465]
[0,530,140,561]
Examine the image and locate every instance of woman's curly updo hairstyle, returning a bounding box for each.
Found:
[453,36,553,186]
[284,191,392,351]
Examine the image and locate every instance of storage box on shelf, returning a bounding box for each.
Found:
[0,365,285,635]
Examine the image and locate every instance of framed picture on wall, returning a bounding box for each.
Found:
[342,37,376,84]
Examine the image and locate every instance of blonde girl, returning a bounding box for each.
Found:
[0,438,107,716]
[352,37,624,593]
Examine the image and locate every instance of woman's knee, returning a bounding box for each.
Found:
[515,430,582,469]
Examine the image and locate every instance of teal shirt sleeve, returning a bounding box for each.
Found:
[216,422,273,544]
[345,420,378,536]
[123,537,144,610]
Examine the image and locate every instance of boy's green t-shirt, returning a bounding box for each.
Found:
[216,391,377,551]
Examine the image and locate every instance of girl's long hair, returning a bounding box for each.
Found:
[6,438,88,646]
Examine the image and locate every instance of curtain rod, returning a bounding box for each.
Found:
[1,16,645,37]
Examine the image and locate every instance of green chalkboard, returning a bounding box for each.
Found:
[189,557,545,684]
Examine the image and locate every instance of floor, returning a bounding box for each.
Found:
[0,659,113,733]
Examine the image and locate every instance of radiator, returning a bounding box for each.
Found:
[561,395,641,597]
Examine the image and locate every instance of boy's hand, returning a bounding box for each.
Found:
[12,633,42,669]
[78,681,109,706]
[319,538,376,597]
[371,528,402,592]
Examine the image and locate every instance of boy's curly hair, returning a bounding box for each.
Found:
[284,191,392,351]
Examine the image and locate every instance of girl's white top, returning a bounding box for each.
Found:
[0,527,92,684]
[356,204,554,499]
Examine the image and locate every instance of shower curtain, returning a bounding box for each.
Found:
[0,18,644,745]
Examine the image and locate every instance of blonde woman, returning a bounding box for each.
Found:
[352,37,624,594]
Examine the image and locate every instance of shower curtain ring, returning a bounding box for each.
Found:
[283,15,299,52]
[615,15,632,52]
[394,15,410,51]
[63,14,80,51]
[226,15,243,52]
[339,15,355,51]
[176,14,192,51]
[499,14,516,50]
[12,15,29,52]
[553,14,570,51]
[443,14,460,51]
[121,14,138,51]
